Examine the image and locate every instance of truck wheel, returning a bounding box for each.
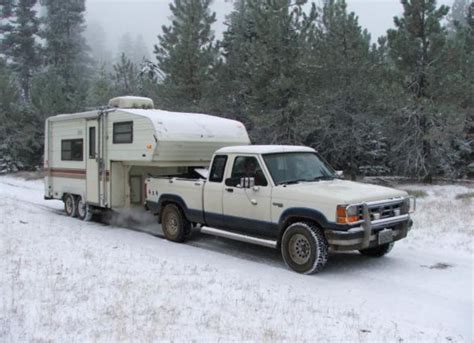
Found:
[77,197,93,221]
[161,204,190,242]
[281,222,329,274]
[64,194,78,217]
[359,242,394,257]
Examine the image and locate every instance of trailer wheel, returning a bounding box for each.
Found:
[77,196,93,222]
[64,194,78,217]
[359,242,394,257]
[281,222,329,274]
[161,204,190,243]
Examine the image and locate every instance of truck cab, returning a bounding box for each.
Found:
[145,145,415,274]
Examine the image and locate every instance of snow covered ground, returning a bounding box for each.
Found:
[0,176,472,342]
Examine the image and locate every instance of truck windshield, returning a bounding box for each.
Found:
[263,152,336,185]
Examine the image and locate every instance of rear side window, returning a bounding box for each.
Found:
[209,155,228,182]
[61,139,83,161]
[113,121,133,144]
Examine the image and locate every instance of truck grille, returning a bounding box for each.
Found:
[357,199,407,221]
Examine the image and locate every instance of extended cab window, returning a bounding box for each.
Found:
[227,156,268,187]
[61,139,83,161]
[113,121,133,144]
[209,155,227,182]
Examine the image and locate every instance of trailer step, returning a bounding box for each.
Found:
[199,226,278,249]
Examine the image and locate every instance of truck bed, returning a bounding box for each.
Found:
[145,177,205,219]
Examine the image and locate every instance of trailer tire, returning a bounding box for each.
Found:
[281,222,329,274]
[161,204,190,243]
[359,242,394,257]
[77,196,93,222]
[64,193,78,217]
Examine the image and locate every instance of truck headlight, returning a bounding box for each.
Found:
[336,204,360,224]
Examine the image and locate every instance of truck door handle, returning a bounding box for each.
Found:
[225,188,234,193]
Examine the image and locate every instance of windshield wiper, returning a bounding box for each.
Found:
[278,179,308,185]
[278,175,335,185]
[311,175,335,181]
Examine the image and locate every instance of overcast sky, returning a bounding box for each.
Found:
[85,0,454,58]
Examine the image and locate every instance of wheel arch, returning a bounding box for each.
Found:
[156,194,189,224]
[277,208,331,246]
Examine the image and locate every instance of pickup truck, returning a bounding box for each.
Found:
[145,145,415,274]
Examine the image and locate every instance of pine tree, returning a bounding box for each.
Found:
[443,1,474,177]
[2,0,41,101]
[118,33,149,66]
[40,0,91,113]
[387,0,451,181]
[291,0,381,178]
[132,34,149,65]
[0,0,15,34]
[112,52,141,96]
[154,0,218,111]
[117,33,134,60]
[0,58,42,172]
[0,58,20,171]
[85,20,111,66]
[447,0,470,32]
[87,64,113,107]
[221,0,317,144]
[0,0,14,23]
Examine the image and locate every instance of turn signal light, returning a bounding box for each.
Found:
[336,205,359,224]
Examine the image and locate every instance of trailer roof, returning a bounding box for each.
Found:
[123,108,249,144]
[216,145,315,154]
[47,108,249,144]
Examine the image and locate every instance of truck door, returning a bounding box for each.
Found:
[86,120,100,204]
[222,155,274,238]
[203,155,227,228]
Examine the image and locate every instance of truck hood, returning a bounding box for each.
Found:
[276,179,407,204]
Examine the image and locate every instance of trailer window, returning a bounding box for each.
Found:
[89,127,96,159]
[209,155,227,182]
[113,121,133,144]
[61,139,83,161]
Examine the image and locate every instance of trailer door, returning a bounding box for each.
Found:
[86,120,100,204]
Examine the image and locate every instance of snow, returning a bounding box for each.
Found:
[216,144,315,154]
[1,176,473,341]
[47,107,250,145]
[108,96,154,109]
[125,108,250,143]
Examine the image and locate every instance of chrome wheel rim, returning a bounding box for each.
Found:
[289,233,311,265]
[166,213,179,235]
[78,200,86,217]
[65,196,73,214]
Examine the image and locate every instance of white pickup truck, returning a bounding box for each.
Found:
[145,145,414,274]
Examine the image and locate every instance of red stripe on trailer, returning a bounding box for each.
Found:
[44,168,86,175]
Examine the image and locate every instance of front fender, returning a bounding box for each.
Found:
[277,207,351,242]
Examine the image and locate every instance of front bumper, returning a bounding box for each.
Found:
[326,204,413,251]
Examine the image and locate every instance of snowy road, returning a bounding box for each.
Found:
[0,176,472,342]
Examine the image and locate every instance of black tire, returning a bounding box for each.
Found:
[64,193,78,217]
[281,222,329,274]
[161,204,190,242]
[359,242,394,257]
[77,196,93,221]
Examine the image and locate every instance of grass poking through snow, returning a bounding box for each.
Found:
[455,192,474,200]
[404,189,428,198]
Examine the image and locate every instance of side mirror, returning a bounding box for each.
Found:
[240,177,255,188]
[335,170,344,178]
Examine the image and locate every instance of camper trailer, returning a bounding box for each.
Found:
[44,96,415,274]
[43,96,250,220]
